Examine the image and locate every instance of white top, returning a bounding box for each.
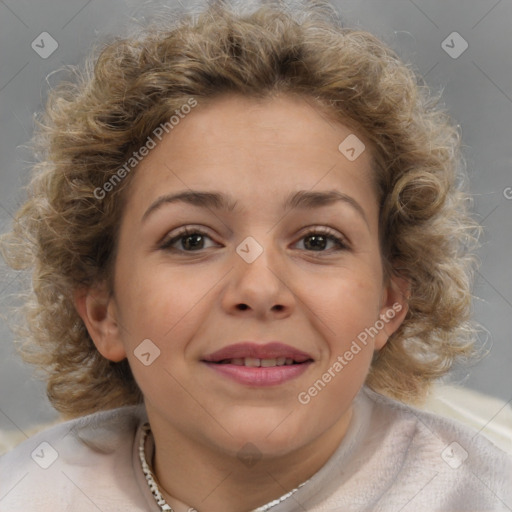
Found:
[1,387,511,511]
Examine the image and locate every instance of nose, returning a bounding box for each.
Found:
[220,241,296,320]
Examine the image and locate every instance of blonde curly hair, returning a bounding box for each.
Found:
[0,0,481,417]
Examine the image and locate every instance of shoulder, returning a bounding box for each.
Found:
[361,387,512,508]
[0,405,149,511]
[363,386,512,468]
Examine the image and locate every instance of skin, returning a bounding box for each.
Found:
[75,93,408,512]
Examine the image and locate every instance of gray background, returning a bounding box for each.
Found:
[0,0,511,433]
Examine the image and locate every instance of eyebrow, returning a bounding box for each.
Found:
[142,189,369,226]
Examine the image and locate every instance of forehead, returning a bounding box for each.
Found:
[126,94,377,214]
[163,93,371,163]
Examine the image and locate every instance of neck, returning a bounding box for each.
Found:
[148,407,352,512]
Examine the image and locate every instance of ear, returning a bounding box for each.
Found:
[374,273,410,350]
[73,282,127,362]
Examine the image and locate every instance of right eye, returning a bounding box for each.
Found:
[160,227,223,253]
[160,228,221,252]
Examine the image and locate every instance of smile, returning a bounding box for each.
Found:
[216,357,299,367]
[202,342,314,386]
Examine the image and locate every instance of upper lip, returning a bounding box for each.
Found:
[202,342,314,363]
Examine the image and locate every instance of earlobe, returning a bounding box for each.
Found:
[374,273,410,350]
[73,284,127,362]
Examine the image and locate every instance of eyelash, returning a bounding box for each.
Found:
[159,226,350,254]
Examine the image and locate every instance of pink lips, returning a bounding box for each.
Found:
[202,342,314,387]
[203,342,313,363]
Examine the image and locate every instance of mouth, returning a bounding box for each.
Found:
[213,357,305,367]
[202,342,314,386]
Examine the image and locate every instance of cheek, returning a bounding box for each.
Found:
[115,261,217,345]
[115,267,212,402]
[295,276,379,416]
[300,270,382,336]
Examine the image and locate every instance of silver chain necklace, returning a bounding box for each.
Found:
[139,423,176,512]
[138,422,305,512]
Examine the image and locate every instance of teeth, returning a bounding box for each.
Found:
[221,357,298,367]
[216,357,300,366]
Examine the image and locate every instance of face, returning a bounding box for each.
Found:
[81,94,407,460]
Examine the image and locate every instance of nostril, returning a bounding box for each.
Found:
[235,304,284,311]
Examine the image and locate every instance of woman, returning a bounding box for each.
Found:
[1,2,510,510]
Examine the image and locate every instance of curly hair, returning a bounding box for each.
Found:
[0,0,481,417]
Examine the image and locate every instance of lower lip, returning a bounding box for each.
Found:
[203,362,312,386]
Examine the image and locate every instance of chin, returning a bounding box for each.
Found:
[221,416,316,457]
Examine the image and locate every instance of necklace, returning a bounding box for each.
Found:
[139,423,175,512]
[138,422,306,512]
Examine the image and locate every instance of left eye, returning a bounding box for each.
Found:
[295,230,348,252]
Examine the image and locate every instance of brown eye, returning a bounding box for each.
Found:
[303,234,329,251]
[295,228,349,252]
[160,228,218,252]
[180,233,205,251]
